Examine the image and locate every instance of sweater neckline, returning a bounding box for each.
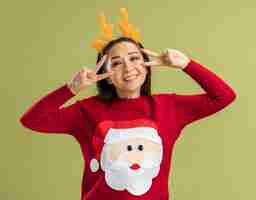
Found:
[111,95,146,107]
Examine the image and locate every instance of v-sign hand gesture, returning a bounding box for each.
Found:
[67,55,113,95]
[141,48,191,70]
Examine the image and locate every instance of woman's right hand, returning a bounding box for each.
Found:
[67,55,112,95]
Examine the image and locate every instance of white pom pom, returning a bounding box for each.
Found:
[90,158,99,173]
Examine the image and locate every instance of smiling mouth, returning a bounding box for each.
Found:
[124,75,138,81]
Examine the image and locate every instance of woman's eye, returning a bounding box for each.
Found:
[112,62,121,67]
[130,56,140,62]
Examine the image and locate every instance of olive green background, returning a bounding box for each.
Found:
[1,0,254,199]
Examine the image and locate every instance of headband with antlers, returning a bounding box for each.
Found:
[91,8,141,53]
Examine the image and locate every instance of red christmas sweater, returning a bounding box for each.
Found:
[19,59,236,200]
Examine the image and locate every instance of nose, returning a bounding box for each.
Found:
[127,151,144,163]
[123,58,134,73]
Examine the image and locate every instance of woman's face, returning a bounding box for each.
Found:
[106,41,148,98]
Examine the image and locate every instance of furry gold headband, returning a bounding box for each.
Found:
[91,8,141,53]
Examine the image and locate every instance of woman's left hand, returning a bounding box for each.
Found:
[141,48,191,69]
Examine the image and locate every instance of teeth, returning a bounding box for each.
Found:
[124,75,137,81]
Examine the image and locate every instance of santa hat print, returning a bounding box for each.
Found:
[89,118,161,173]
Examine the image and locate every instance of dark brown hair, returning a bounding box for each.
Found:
[96,37,151,102]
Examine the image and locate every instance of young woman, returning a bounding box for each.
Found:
[19,8,236,199]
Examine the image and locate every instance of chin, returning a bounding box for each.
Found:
[123,82,143,92]
[124,77,145,88]
[115,76,146,95]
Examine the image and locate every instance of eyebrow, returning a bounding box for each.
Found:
[111,51,139,60]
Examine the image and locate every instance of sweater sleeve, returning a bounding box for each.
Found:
[173,59,237,129]
[19,83,84,135]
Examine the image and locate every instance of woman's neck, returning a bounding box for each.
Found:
[116,89,140,99]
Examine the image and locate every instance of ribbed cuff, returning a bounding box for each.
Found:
[181,59,195,72]
[63,83,77,97]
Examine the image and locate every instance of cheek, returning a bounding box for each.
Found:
[137,64,147,75]
[138,67,148,82]
[110,72,122,87]
[110,71,122,83]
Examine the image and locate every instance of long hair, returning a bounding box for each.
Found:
[96,37,151,102]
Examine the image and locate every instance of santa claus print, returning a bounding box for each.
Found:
[91,119,163,196]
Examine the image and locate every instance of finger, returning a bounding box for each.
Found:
[81,68,93,76]
[143,60,163,67]
[86,70,97,80]
[95,54,108,73]
[96,72,112,81]
[161,51,171,64]
[104,58,112,72]
[141,48,160,57]
[81,67,93,76]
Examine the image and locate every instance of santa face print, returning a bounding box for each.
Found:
[100,130,163,196]
[107,41,148,98]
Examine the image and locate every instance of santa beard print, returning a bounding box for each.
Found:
[100,145,163,196]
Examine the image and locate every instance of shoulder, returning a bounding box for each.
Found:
[78,95,101,105]
[151,92,176,102]
[146,93,176,108]
[77,95,109,110]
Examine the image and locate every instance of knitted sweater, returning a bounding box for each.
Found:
[19,59,236,200]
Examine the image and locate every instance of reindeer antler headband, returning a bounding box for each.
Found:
[91,8,141,53]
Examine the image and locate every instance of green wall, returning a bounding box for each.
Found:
[1,0,253,199]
